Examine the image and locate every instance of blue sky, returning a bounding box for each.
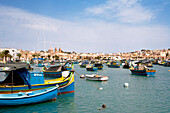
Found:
[0,0,169,53]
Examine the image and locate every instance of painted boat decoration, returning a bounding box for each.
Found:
[0,67,74,95]
[0,86,58,106]
[85,74,108,81]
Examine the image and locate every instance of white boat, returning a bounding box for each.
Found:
[85,74,108,81]
[80,74,85,78]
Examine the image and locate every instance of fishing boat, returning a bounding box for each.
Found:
[122,61,130,69]
[43,61,72,77]
[143,61,153,67]
[85,74,108,81]
[80,74,85,78]
[108,61,120,68]
[86,65,98,71]
[163,61,170,67]
[79,61,89,68]
[129,64,156,76]
[0,65,74,95]
[93,62,103,69]
[0,86,58,106]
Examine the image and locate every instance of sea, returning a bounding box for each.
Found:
[0,64,169,113]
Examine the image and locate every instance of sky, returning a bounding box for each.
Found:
[0,0,170,53]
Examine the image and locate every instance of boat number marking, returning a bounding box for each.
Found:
[34,74,42,76]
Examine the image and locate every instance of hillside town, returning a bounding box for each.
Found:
[0,46,170,62]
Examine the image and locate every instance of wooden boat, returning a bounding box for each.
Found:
[108,61,120,68]
[129,64,156,76]
[86,65,98,71]
[0,86,58,106]
[43,61,72,77]
[94,63,103,69]
[79,61,89,68]
[163,61,170,67]
[85,74,108,81]
[122,61,130,69]
[80,74,85,78]
[0,67,74,95]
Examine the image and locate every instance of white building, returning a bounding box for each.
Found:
[0,48,20,61]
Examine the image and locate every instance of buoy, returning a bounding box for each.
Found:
[124,83,129,87]
[98,87,103,90]
[102,104,106,108]
[98,104,106,110]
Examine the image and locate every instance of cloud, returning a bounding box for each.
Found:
[0,5,169,53]
[85,0,154,24]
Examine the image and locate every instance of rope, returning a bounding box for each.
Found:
[86,80,99,89]
[74,70,81,77]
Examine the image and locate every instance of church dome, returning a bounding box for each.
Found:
[49,46,53,50]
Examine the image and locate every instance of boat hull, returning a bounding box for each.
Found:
[108,65,120,68]
[85,75,108,81]
[80,65,86,68]
[86,67,98,71]
[123,65,130,69]
[0,72,74,95]
[0,86,58,106]
[130,69,156,76]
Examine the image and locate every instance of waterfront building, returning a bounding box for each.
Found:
[0,48,20,61]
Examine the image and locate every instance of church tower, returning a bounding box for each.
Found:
[48,46,53,53]
[59,47,62,53]
[55,46,57,52]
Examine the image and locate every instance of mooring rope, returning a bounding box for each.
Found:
[74,70,81,77]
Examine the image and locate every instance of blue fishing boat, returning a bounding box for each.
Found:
[0,86,58,106]
[108,61,120,68]
[129,64,156,76]
[0,65,74,94]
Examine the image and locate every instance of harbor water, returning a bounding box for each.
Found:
[0,64,169,113]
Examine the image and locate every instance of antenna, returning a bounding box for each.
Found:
[44,36,46,52]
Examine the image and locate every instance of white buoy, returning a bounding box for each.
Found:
[99,87,103,90]
[124,83,129,87]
